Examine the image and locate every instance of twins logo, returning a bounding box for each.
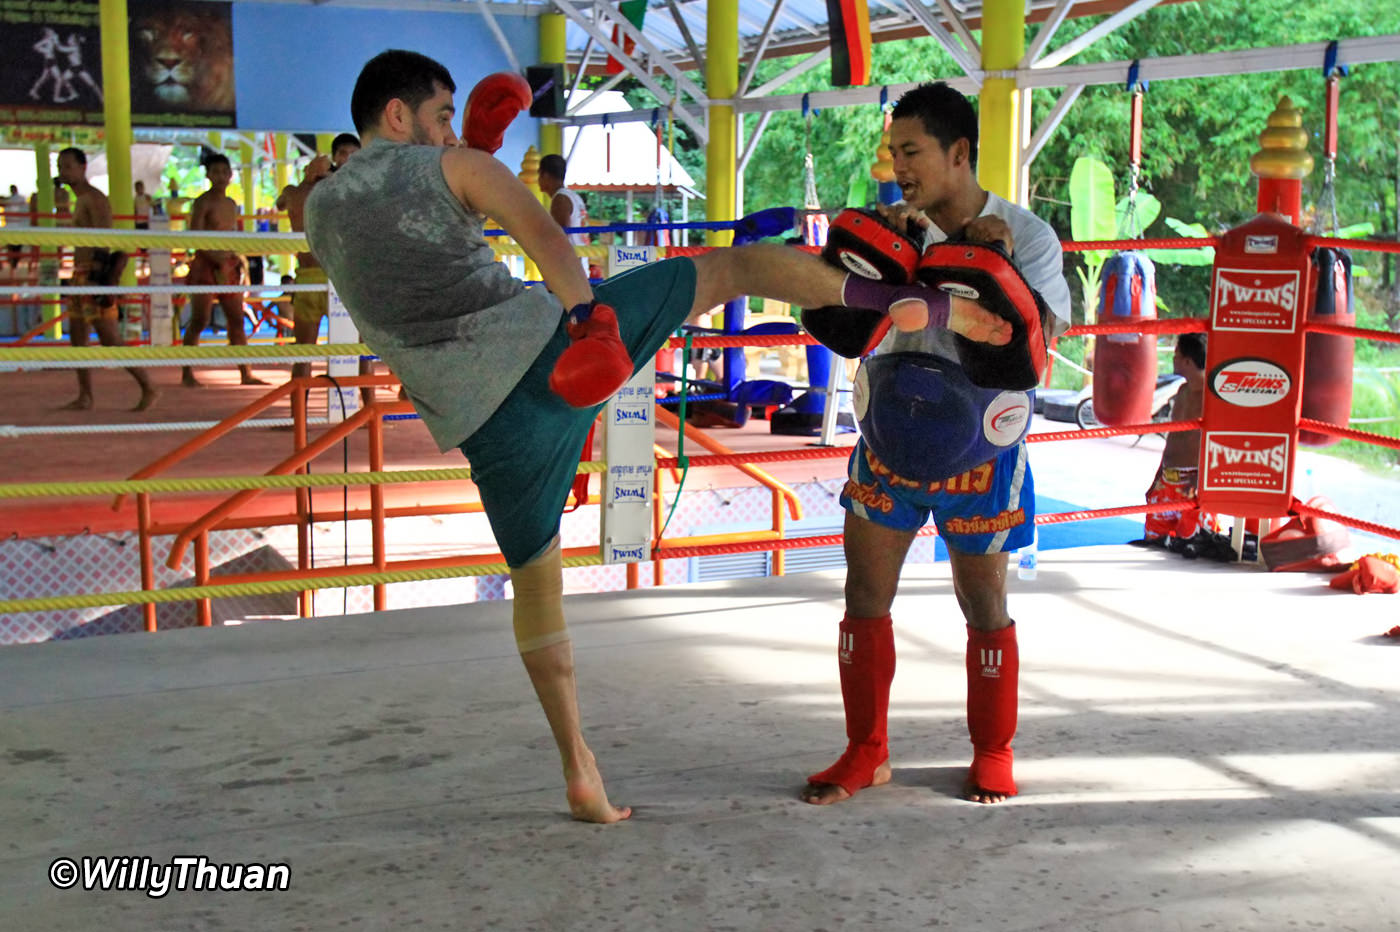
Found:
[1202,431,1289,493]
[936,281,981,301]
[1206,438,1287,473]
[609,544,648,562]
[613,404,650,425]
[1218,276,1297,309]
[1213,269,1300,332]
[612,481,648,504]
[838,250,881,280]
[615,248,650,264]
[1210,358,1291,407]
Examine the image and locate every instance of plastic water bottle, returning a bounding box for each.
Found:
[1016,528,1039,581]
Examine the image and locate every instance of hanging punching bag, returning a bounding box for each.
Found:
[1299,247,1355,446]
[1092,251,1159,426]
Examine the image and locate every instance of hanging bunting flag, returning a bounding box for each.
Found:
[825,0,872,87]
[605,0,649,75]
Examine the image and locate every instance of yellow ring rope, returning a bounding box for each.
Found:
[4,226,614,259]
[0,554,606,614]
[0,461,609,498]
[0,343,370,363]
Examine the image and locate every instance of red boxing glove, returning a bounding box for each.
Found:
[548,302,635,407]
[463,72,532,154]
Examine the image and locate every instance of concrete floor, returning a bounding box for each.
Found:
[2,545,1398,932]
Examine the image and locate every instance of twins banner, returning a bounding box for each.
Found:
[0,0,236,128]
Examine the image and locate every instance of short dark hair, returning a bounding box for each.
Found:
[539,154,567,180]
[350,50,456,136]
[1176,332,1207,370]
[57,146,86,165]
[203,152,231,171]
[331,132,360,155]
[891,82,979,169]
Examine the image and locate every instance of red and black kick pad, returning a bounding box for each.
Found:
[800,306,891,359]
[822,208,920,283]
[800,209,918,359]
[918,241,1050,391]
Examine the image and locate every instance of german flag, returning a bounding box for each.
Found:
[826,0,872,87]
[605,0,648,75]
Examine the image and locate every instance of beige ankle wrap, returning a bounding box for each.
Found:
[509,537,569,654]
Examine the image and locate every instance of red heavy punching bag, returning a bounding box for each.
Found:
[1092,252,1158,426]
[1299,247,1354,446]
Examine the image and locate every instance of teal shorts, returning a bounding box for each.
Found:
[458,257,697,567]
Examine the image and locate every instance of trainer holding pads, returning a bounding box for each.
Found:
[305,52,1012,824]
[800,82,1072,808]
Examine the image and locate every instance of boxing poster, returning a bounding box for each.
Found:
[0,0,106,125]
[0,0,236,127]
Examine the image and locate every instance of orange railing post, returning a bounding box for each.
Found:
[369,403,387,611]
[137,493,156,632]
[292,380,312,618]
[194,532,211,627]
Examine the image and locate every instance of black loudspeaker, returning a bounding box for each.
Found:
[527,64,565,118]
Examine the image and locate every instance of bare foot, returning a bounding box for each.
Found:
[957,778,1013,806]
[61,395,93,411]
[563,753,631,824]
[240,371,270,386]
[132,388,159,412]
[800,758,892,805]
[181,371,203,387]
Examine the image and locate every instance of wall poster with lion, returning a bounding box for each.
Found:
[0,0,236,128]
[127,0,236,127]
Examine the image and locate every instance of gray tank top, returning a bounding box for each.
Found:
[304,138,562,450]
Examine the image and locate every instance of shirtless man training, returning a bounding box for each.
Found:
[56,147,157,411]
[182,152,264,387]
[275,134,360,380]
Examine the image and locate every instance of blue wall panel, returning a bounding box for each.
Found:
[232,3,538,165]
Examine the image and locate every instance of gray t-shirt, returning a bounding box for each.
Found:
[304,138,562,451]
[876,191,1071,360]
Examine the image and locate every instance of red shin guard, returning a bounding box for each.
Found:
[965,623,1019,796]
[808,614,896,794]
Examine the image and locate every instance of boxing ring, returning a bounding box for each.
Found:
[3,207,1400,628]
[3,184,1400,930]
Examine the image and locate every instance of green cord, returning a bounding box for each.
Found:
[656,331,692,542]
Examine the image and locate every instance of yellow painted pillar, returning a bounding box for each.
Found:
[100,0,134,232]
[706,0,738,247]
[273,134,289,208]
[539,13,566,157]
[99,0,137,319]
[316,133,334,155]
[272,133,291,277]
[240,139,255,225]
[978,0,1025,202]
[35,143,61,339]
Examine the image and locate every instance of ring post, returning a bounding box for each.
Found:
[601,244,658,565]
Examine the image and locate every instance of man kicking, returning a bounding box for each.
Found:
[306,51,1012,823]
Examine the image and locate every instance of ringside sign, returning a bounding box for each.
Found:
[1198,215,1312,518]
